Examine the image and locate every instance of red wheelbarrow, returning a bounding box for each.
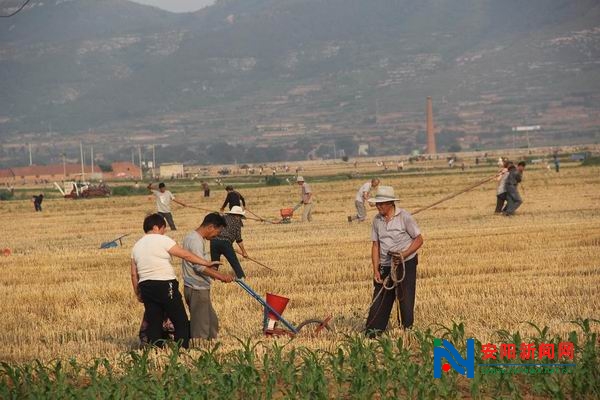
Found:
[236,279,332,337]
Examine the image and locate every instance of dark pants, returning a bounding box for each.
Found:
[366,255,418,337]
[138,279,189,348]
[204,189,210,197]
[158,212,177,230]
[504,186,522,215]
[34,203,42,212]
[210,239,245,278]
[495,193,507,213]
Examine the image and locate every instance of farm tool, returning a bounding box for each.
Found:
[236,279,332,337]
[278,203,302,224]
[99,234,130,249]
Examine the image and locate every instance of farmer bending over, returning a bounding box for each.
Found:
[348,178,379,222]
[210,206,248,279]
[131,213,234,348]
[365,186,423,338]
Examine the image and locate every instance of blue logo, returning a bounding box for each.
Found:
[433,338,475,378]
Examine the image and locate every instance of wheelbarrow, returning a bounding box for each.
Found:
[236,279,332,337]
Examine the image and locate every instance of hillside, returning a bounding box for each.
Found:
[1,0,600,165]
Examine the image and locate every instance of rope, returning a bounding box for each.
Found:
[365,251,406,328]
[411,173,499,215]
[184,204,264,222]
[365,173,501,331]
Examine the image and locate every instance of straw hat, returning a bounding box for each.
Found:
[367,186,400,203]
[296,176,305,182]
[226,205,246,217]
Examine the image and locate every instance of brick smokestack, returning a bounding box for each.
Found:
[426,96,436,154]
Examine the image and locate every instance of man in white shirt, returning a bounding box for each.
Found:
[147,182,187,230]
[348,178,379,223]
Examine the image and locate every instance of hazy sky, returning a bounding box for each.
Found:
[130,0,215,13]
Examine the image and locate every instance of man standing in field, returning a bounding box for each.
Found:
[503,161,526,216]
[182,213,231,340]
[32,193,44,212]
[348,178,379,222]
[147,182,187,231]
[365,186,423,337]
[495,160,511,214]
[220,185,246,211]
[296,176,313,222]
[210,206,249,279]
[201,181,210,197]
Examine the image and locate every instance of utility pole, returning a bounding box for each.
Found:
[152,144,156,179]
[138,145,143,180]
[28,143,32,165]
[62,153,66,179]
[90,146,94,177]
[80,141,85,181]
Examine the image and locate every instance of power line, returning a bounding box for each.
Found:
[0,0,32,18]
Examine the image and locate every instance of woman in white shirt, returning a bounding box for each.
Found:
[131,213,234,348]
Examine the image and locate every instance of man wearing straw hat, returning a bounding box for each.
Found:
[365,186,423,337]
[296,176,314,222]
[210,206,249,279]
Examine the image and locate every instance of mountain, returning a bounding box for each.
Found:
[1,0,600,165]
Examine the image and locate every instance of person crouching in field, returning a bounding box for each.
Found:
[210,206,249,279]
[365,186,423,338]
[348,178,379,222]
[131,213,234,348]
[182,213,232,341]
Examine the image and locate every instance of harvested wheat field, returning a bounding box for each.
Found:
[2,161,598,363]
[1,161,599,398]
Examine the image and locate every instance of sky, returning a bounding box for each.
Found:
[129,0,215,13]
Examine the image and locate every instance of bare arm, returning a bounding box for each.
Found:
[147,183,154,192]
[372,241,382,283]
[130,259,142,303]
[401,234,423,260]
[237,241,248,258]
[168,244,234,282]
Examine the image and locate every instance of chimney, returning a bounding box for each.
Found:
[426,96,436,154]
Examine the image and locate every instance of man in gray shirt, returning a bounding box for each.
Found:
[182,213,233,340]
[365,186,424,337]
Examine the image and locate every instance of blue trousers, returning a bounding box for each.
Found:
[210,239,246,278]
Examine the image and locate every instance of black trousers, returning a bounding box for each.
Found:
[366,255,418,337]
[138,279,189,348]
[210,239,245,278]
[158,212,177,230]
[495,193,507,213]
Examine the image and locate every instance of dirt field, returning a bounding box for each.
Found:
[2,161,599,363]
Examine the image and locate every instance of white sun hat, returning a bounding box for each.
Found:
[367,186,400,203]
[296,176,305,182]
[226,205,246,217]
